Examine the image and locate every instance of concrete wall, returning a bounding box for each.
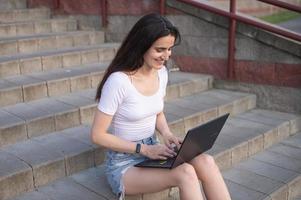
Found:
[214,80,301,114]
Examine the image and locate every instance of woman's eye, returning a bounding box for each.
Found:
[155,47,172,53]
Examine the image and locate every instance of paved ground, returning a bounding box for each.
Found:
[277,16,301,33]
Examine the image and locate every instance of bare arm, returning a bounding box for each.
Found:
[91,110,175,159]
[156,111,173,137]
[91,110,136,153]
[156,111,182,149]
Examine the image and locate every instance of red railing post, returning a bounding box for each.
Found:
[160,0,166,15]
[228,0,236,80]
[54,0,59,9]
[101,0,108,27]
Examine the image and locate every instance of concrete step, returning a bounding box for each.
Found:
[6,109,301,200]
[0,43,119,78]
[294,194,301,200]
[0,62,107,107]
[0,30,105,56]
[223,131,301,200]
[0,88,256,200]
[10,176,110,200]
[0,62,209,106]
[0,18,77,38]
[0,0,26,11]
[212,109,301,169]
[0,8,50,23]
[0,71,213,147]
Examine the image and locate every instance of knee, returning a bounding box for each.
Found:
[174,163,198,184]
[193,154,218,170]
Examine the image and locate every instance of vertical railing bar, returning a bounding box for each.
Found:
[160,0,166,15]
[101,0,107,28]
[54,0,59,9]
[228,0,236,79]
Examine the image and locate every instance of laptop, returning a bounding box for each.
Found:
[134,113,229,169]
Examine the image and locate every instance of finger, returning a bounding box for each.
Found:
[163,152,174,158]
[166,144,174,151]
[157,155,167,160]
[158,146,171,154]
[164,141,174,150]
[165,148,177,157]
[167,139,175,148]
[169,138,180,149]
[175,138,183,148]
[172,137,179,143]
[159,147,171,157]
[173,139,180,147]
[172,137,181,146]
[165,142,172,149]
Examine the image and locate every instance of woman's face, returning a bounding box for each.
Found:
[143,34,175,70]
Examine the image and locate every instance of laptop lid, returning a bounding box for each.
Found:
[171,113,229,168]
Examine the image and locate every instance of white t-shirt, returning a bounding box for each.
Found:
[97,66,168,141]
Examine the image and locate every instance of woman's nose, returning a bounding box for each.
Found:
[164,51,171,60]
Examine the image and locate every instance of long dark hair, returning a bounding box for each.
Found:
[95,13,181,101]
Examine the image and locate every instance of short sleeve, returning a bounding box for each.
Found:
[97,73,128,115]
[159,66,168,97]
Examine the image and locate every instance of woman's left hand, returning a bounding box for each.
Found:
[162,133,183,152]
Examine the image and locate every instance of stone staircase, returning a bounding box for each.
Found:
[0,3,300,200]
[294,194,301,200]
[0,0,26,11]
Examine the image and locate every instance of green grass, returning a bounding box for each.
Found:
[260,11,301,24]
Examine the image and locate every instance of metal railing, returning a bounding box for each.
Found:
[161,0,301,79]
[48,0,300,79]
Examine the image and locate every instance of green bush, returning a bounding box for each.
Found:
[260,11,301,24]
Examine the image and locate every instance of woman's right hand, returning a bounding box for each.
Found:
[140,144,177,160]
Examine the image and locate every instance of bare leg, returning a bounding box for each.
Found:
[123,163,203,200]
[189,154,231,200]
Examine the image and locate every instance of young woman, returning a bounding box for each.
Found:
[91,13,231,200]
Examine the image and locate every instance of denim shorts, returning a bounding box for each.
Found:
[104,135,158,199]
